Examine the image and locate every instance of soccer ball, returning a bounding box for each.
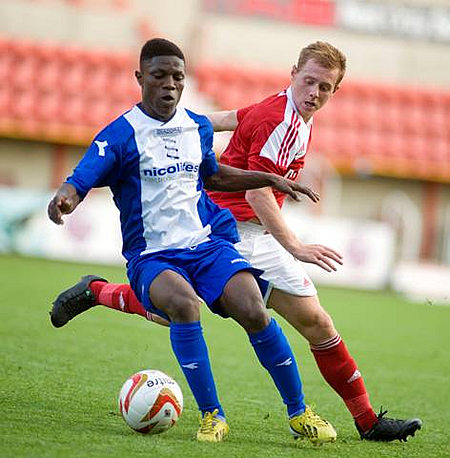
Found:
[118,369,183,434]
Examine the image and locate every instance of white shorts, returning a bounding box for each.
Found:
[234,221,317,302]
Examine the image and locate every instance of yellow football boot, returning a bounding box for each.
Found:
[289,406,337,445]
[196,409,230,443]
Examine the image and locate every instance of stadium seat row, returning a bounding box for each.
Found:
[1,38,449,182]
[0,38,140,137]
[196,64,450,139]
[195,64,450,182]
[314,124,450,181]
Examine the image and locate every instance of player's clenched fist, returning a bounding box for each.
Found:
[48,183,81,225]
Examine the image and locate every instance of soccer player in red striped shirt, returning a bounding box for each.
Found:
[51,41,421,442]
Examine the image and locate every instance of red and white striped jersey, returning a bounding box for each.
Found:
[209,87,313,221]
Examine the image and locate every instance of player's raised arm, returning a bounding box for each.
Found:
[204,164,320,202]
[206,110,238,132]
[47,183,82,225]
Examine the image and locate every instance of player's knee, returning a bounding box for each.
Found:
[309,309,336,339]
[235,297,270,333]
[163,294,200,322]
[245,309,270,333]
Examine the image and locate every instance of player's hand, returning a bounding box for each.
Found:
[47,184,81,225]
[293,244,343,272]
[272,177,320,203]
[47,195,74,225]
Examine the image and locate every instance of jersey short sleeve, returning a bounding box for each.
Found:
[237,103,258,123]
[199,148,219,181]
[66,125,122,198]
[246,120,287,176]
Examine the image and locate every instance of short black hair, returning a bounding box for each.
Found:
[139,38,185,64]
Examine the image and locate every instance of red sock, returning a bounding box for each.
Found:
[311,335,378,432]
[90,281,148,319]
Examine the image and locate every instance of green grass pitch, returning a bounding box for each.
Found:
[1,254,449,457]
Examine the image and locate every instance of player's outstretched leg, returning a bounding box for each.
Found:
[289,406,337,445]
[50,275,107,327]
[356,409,422,442]
[268,291,422,442]
[50,277,152,328]
[307,323,423,442]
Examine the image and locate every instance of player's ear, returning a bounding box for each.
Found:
[135,70,143,87]
[290,64,300,81]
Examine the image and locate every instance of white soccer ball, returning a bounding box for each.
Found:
[118,369,183,434]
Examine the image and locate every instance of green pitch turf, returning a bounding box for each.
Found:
[1,254,449,457]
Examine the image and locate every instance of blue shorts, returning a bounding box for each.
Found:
[127,239,263,320]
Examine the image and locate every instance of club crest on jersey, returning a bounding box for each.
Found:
[163,137,180,159]
[95,139,108,157]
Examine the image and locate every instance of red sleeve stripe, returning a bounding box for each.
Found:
[281,125,300,168]
[277,111,296,167]
[278,111,301,168]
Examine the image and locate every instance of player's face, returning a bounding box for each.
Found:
[290,58,340,123]
[135,55,185,122]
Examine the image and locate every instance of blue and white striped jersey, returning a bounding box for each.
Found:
[66,104,238,261]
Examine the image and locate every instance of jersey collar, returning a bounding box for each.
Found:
[135,103,183,126]
[286,86,313,128]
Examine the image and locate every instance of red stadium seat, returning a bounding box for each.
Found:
[35,91,62,122]
[383,132,407,160]
[220,84,246,111]
[59,46,90,95]
[423,91,450,140]
[36,44,64,92]
[316,99,339,127]
[109,52,136,100]
[60,93,88,126]
[10,89,37,121]
[311,124,334,153]
[342,128,365,159]
[425,138,449,165]
[396,90,424,136]
[262,72,289,94]
[0,39,13,84]
[84,96,116,128]
[0,86,12,118]
[11,41,41,91]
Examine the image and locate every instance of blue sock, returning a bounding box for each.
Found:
[249,318,305,417]
[170,321,225,418]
